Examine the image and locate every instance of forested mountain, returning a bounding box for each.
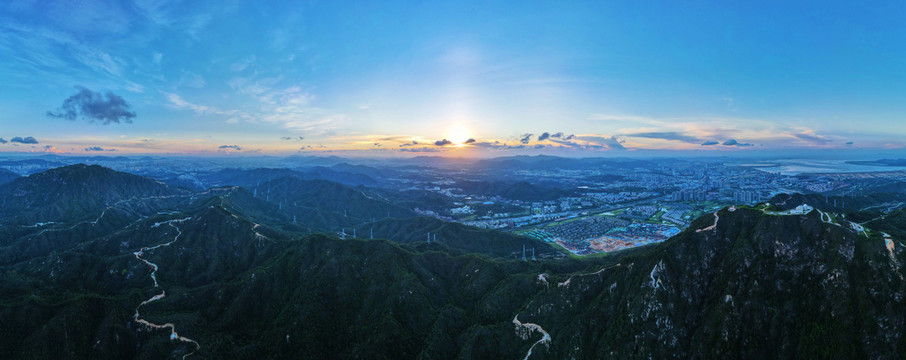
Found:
[2,165,905,359]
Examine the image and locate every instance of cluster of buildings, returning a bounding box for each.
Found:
[546,216,631,242]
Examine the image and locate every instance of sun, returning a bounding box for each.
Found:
[447,124,472,145]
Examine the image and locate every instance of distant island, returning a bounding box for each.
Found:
[845,159,906,166]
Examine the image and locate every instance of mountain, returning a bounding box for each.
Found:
[201,168,303,188]
[0,158,66,175]
[0,174,574,359]
[4,165,906,359]
[201,167,378,189]
[846,159,906,167]
[0,164,188,226]
[509,205,906,358]
[0,167,19,185]
[299,166,378,187]
[258,176,415,222]
[368,216,560,259]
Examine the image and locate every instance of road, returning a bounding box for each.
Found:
[133,218,200,359]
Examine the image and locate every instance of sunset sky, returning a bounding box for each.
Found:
[1,1,905,156]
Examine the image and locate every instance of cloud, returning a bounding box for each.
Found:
[602,136,626,150]
[544,135,626,151]
[551,132,564,138]
[281,136,292,140]
[10,136,38,144]
[177,71,206,88]
[281,135,305,141]
[845,141,854,145]
[165,92,241,117]
[434,139,453,146]
[466,141,527,150]
[400,147,446,153]
[520,133,533,144]
[46,86,136,124]
[627,131,701,144]
[722,139,752,147]
[538,132,550,141]
[0,138,6,144]
[574,135,626,150]
[464,138,476,144]
[534,144,545,149]
[218,145,242,151]
[701,140,719,146]
[400,140,419,147]
[230,56,256,72]
[84,146,116,151]
[468,141,503,149]
[792,131,832,145]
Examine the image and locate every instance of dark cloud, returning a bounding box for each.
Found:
[520,133,533,144]
[845,141,854,145]
[11,136,38,144]
[603,136,626,150]
[537,132,550,141]
[793,132,831,145]
[701,140,719,146]
[546,135,624,150]
[547,138,583,148]
[281,136,292,140]
[464,138,476,144]
[722,139,752,147]
[0,138,6,144]
[628,131,701,144]
[551,132,564,138]
[46,86,136,125]
[373,143,381,147]
[434,139,453,146]
[400,147,446,153]
[468,141,501,148]
[84,146,116,151]
[399,140,419,147]
[534,144,545,149]
[281,136,305,141]
[466,141,524,150]
[218,145,242,151]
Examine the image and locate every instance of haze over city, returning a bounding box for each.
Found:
[2,1,905,156]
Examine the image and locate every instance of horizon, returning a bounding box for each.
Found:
[2,1,905,155]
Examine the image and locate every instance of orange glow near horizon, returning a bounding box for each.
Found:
[446,124,472,146]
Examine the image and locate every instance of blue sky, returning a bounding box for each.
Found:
[1,0,905,155]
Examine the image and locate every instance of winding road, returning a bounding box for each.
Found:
[696,211,720,233]
[513,315,551,360]
[558,264,621,288]
[133,217,200,359]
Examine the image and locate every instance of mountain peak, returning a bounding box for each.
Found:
[0,164,186,224]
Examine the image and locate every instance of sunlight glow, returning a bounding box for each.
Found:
[447,124,472,145]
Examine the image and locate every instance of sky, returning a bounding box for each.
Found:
[1,0,905,156]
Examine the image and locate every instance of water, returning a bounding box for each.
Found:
[752,159,906,176]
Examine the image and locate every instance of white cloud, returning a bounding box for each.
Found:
[230,56,257,72]
[177,71,206,88]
